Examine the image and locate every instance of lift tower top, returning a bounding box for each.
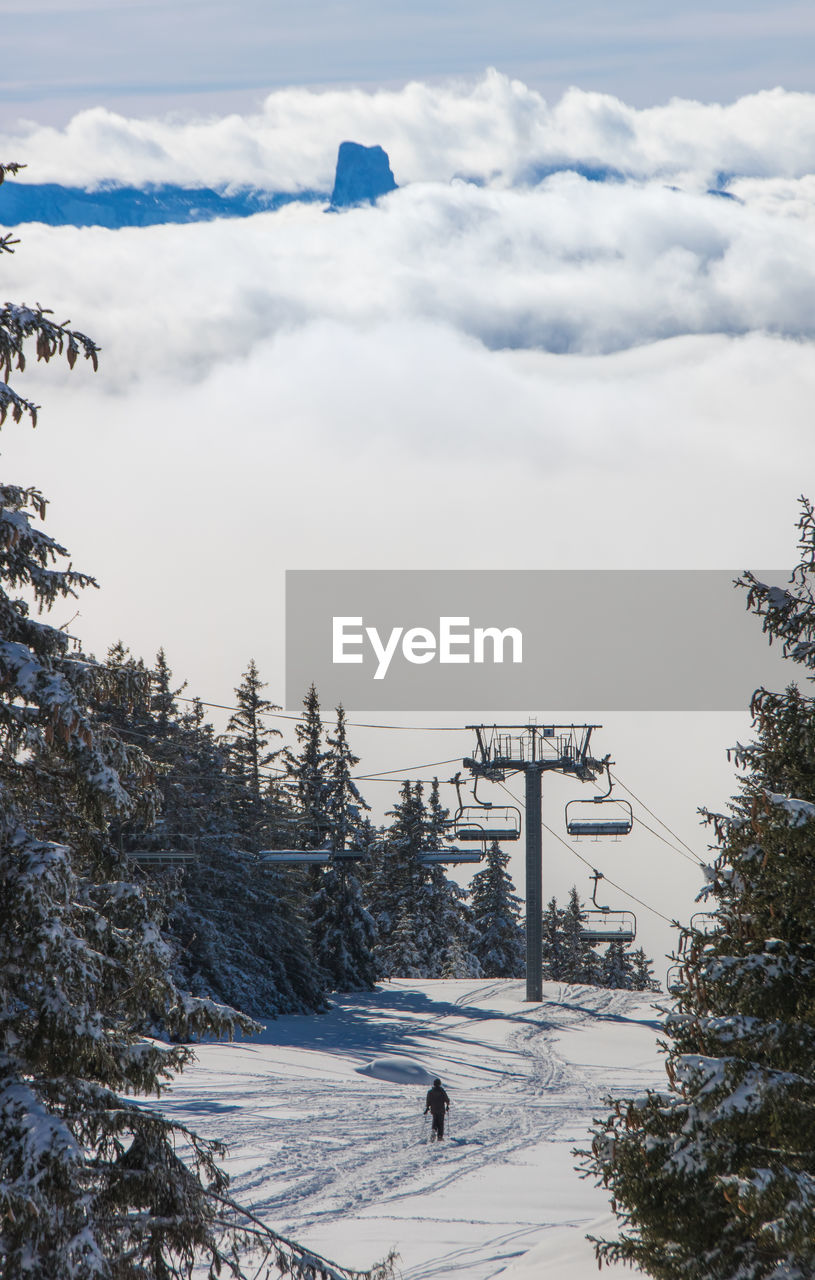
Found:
[463,723,608,1003]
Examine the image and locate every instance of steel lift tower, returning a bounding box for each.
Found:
[463,724,607,1002]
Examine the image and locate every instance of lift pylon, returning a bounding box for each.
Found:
[463,724,608,1002]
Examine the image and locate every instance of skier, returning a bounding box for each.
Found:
[424,1077,450,1141]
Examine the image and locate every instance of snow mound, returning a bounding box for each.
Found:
[355,1055,436,1086]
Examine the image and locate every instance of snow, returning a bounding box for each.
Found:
[158,978,665,1278]
[356,1056,437,1086]
[765,791,815,826]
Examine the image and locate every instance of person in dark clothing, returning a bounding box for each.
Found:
[424,1078,450,1140]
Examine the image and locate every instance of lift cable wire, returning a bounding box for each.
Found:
[496,780,675,927]
[609,769,705,866]
[632,814,707,868]
[174,695,468,733]
[353,758,463,781]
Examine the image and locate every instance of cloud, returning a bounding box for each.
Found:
[5,165,815,411]
[6,74,815,193]
[2,73,813,731]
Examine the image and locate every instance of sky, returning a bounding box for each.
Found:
[5,1,815,121]
[3,5,815,973]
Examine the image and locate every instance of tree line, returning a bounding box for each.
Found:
[90,646,660,1010]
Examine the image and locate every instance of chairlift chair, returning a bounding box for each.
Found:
[565,767,633,839]
[258,849,366,866]
[580,871,637,945]
[690,912,718,935]
[454,807,521,842]
[666,963,684,991]
[565,793,633,839]
[130,849,198,867]
[419,848,484,866]
[259,851,332,865]
[450,773,521,843]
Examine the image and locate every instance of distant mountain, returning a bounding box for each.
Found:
[0,182,327,228]
[330,142,398,208]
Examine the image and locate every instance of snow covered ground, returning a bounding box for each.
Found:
[160,979,665,1278]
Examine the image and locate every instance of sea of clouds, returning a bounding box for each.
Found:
[1,71,813,707]
[4,70,815,191]
[2,70,811,950]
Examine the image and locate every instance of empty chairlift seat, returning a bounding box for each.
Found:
[130,849,198,867]
[419,848,484,865]
[453,805,521,843]
[258,849,367,865]
[565,798,633,839]
[581,909,637,945]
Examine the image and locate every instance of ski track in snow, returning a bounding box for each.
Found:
[160,979,663,1279]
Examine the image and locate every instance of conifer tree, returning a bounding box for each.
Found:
[310,705,377,991]
[419,779,481,978]
[225,659,281,852]
[326,703,369,849]
[284,683,332,849]
[581,501,815,1279]
[370,782,431,975]
[560,887,601,984]
[599,938,635,990]
[0,188,372,1279]
[541,896,568,980]
[629,946,661,993]
[469,840,525,978]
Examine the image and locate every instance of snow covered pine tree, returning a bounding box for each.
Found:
[310,705,378,992]
[580,498,815,1280]
[0,165,392,1280]
[468,840,524,978]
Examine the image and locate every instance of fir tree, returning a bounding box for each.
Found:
[325,703,369,849]
[581,501,815,1280]
[370,782,431,976]
[284,683,331,849]
[560,887,601,984]
[0,199,367,1279]
[599,938,635,990]
[311,705,377,992]
[419,779,481,978]
[541,896,568,980]
[468,840,525,978]
[378,912,425,979]
[629,946,661,993]
[225,659,281,852]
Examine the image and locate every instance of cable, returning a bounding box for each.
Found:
[175,694,468,732]
[353,758,463,780]
[496,779,675,926]
[610,769,705,865]
[541,819,674,925]
[632,815,706,868]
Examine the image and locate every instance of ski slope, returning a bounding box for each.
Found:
[160,979,665,1278]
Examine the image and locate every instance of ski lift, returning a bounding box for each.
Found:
[450,773,521,842]
[130,849,198,867]
[580,871,637,945]
[259,851,332,865]
[677,911,718,953]
[690,912,718,935]
[258,848,366,866]
[565,769,633,839]
[666,963,684,991]
[419,848,484,866]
